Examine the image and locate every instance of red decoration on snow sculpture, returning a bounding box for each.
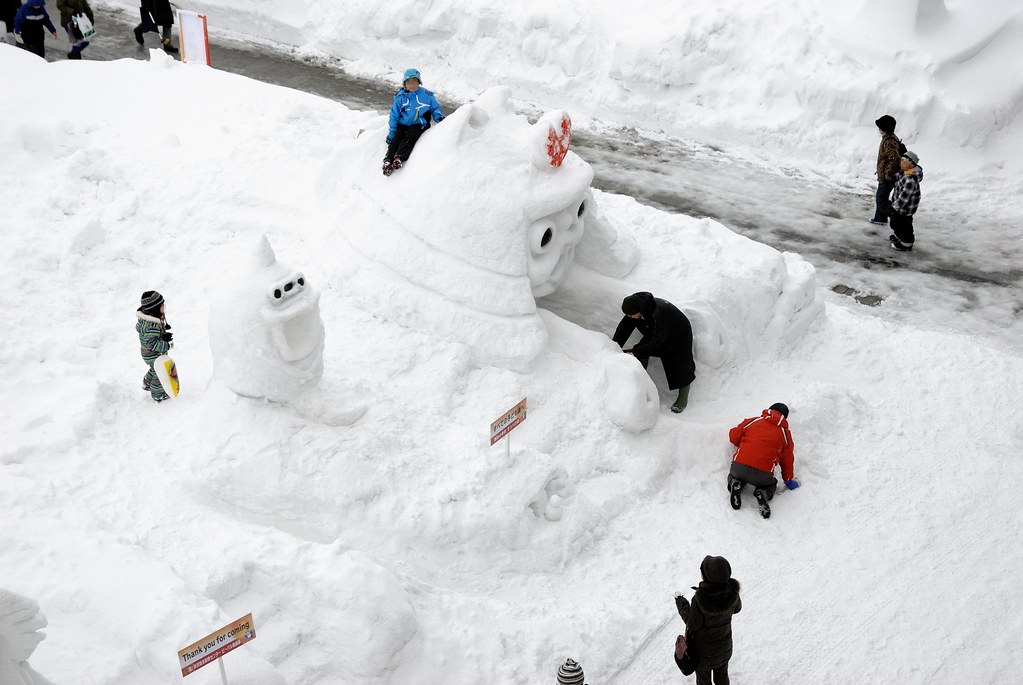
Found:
[545,114,572,167]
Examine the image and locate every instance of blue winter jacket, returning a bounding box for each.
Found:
[14,0,56,34]
[388,87,444,136]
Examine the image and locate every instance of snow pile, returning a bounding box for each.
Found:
[2,43,1023,685]
[102,0,1023,179]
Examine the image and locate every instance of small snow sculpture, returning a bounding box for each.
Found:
[209,236,325,402]
[0,589,55,685]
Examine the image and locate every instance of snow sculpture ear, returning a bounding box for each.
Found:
[428,101,490,150]
[255,234,277,267]
[473,86,514,115]
[530,110,572,170]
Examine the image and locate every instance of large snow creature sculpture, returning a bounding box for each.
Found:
[332,87,637,371]
[0,589,55,685]
[209,236,325,402]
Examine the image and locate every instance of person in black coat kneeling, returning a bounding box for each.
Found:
[612,291,696,413]
[675,556,742,685]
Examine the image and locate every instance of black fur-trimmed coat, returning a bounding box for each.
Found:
[676,579,742,670]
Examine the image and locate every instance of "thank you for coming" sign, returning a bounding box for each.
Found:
[178,613,256,677]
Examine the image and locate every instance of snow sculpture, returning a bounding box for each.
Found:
[334,86,638,371]
[209,236,325,402]
[0,589,55,685]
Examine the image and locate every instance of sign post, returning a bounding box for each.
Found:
[177,613,257,682]
[490,397,527,458]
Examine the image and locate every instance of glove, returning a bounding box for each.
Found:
[161,331,174,342]
[784,478,801,490]
[674,595,689,611]
[386,133,394,144]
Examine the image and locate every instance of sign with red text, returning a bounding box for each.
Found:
[178,613,256,677]
[490,398,527,445]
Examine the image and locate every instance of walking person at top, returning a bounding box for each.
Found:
[382,68,444,177]
[870,114,904,225]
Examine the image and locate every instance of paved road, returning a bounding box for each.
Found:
[20,7,1022,342]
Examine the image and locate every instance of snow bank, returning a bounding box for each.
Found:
[102,0,1023,182]
[2,42,1023,685]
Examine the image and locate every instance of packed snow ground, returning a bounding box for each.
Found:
[3,37,1023,685]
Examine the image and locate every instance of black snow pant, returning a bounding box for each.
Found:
[696,662,730,685]
[728,461,777,500]
[136,8,172,41]
[20,24,46,57]
[889,211,915,246]
[384,123,427,163]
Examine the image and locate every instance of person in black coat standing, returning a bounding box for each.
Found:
[133,0,176,53]
[675,556,742,685]
[612,291,696,413]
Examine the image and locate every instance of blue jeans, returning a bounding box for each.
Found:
[873,180,894,222]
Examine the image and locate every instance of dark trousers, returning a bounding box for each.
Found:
[65,24,90,54]
[889,212,915,245]
[873,180,894,222]
[728,461,777,499]
[385,124,426,163]
[696,663,729,685]
[136,9,171,40]
[20,24,45,57]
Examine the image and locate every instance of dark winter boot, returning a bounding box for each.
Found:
[134,26,144,45]
[67,50,82,60]
[754,489,771,519]
[390,156,403,171]
[729,480,743,510]
[382,159,394,177]
[671,385,690,414]
[890,239,913,252]
[162,38,179,54]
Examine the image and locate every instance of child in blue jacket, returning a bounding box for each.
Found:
[14,0,57,58]
[382,68,445,176]
[136,290,173,402]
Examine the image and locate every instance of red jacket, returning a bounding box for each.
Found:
[729,409,794,481]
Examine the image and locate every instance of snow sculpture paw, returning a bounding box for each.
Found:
[601,354,659,432]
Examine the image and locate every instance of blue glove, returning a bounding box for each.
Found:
[784,478,801,490]
[386,133,394,144]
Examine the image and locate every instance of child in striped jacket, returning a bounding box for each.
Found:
[136,290,173,402]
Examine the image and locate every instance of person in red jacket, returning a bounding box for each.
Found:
[727,403,800,519]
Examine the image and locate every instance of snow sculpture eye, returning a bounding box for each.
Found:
[577,201,586,218]
[273,288,282,299]
[284,282,294,292]
[531,221,556,254]
[298,277,305,286]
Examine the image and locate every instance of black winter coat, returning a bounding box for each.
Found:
[141,0,172,26]
[677,579,742,670]
[612,292,696,388]
[2,0,21,28]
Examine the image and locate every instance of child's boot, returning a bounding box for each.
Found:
[162,38,178,54]
[729,480,743,510]
[390,156,403,171]
[382,159,394,176]
[754,489,771,519]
